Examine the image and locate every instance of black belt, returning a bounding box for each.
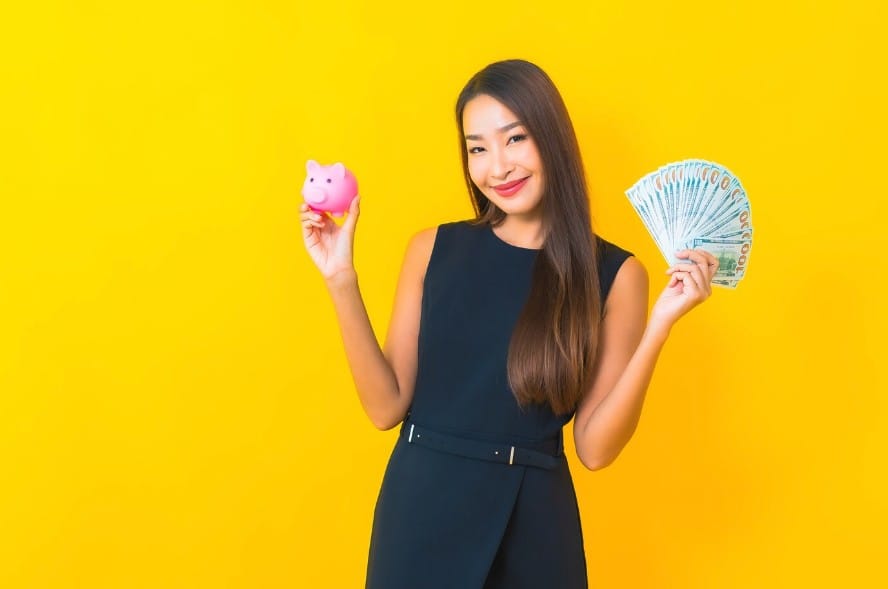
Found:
[399,419,564,470]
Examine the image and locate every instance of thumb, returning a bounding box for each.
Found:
[343,194,360,234]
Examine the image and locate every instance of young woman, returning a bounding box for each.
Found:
[300,59,719,589]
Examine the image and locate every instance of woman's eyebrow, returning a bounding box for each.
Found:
[464,121,524,141]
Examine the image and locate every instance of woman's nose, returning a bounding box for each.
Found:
[489,148,514,179]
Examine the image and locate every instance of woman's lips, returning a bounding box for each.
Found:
[492,176,529,197]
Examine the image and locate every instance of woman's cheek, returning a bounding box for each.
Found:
[468,163,485,187]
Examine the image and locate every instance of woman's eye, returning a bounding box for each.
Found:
[467,136,524,154]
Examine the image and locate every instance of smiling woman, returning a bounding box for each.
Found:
[462,96,544,223]
[300,58,720,589]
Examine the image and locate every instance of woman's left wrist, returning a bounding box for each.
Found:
[643,319,672,344]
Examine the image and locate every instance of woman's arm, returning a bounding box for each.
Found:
[573,248,718,470]
[573,257,655,470]
[323,228,436,430]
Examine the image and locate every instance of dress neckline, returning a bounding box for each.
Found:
[484,223,543,252]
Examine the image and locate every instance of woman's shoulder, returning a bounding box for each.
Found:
[407,218,470,247]
[412,218,485,250]
[405,218,475,265]
[401,220,478,285]
[595,234,634,261]
[436,218,483,234]
[594,234,643,301]
[401,225,441,283]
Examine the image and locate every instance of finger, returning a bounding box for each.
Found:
[674,254,718,284]
[676,248,717,269]
[302,220,323,233]
[300,208,324,222]
[300,217,324,228]
[676,249,709,265]
[681,262,709,295]
[343,195,360,233]
[672,269,701,296]
[669,270,689,291]
[695,249,719,276]
[694,249,719,282]
[301,209,325,225]
[701,249,718,268]
[678,249,719,273]
[302,220,316,239]
[665,260,698,274]
[673,260,709,293]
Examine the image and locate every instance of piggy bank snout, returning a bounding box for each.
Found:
[302,186,328,204]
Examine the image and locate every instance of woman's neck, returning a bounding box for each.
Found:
[494,216,545,249]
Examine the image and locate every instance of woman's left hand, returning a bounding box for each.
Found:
[649,248,719,330]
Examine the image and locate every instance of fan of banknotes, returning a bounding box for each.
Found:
[624,159,752,289]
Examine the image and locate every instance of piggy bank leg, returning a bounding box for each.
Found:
[332,212,344,217]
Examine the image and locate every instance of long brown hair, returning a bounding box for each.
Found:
[455,59,602,416]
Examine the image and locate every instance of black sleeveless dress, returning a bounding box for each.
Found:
[365,219,634,589]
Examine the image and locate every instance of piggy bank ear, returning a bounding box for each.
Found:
[307,160,320,172]
[331,163,346,180]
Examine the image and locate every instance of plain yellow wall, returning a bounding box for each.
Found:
[2,1,886,587]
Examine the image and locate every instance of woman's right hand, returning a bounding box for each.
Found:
[299,195,360,283]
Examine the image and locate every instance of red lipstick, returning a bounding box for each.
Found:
[492,177,529,197]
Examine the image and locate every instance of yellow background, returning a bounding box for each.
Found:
[2,1,886,587]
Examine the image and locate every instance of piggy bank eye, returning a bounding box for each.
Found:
[326,178,332,183]
[309,177,314,182]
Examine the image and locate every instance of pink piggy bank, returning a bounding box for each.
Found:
[301,159,358,217]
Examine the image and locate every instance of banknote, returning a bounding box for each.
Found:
[625,159,753,289]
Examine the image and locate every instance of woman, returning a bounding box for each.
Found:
[300,59,718,588]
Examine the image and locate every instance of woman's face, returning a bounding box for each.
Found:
[462,94,544,220]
